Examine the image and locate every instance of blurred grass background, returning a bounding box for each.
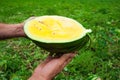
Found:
[0,0,120,80]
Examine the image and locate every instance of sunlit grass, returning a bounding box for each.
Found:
[0,0,120,80]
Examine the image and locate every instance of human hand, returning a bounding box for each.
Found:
[0,22,25,39]
[29,52,77,80]
[0,17,37,39]
[20,17,36,37]
[13,17,35,37]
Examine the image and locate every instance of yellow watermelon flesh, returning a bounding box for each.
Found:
[24,16,92,53]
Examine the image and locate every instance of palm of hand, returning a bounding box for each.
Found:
[29,52,76,80]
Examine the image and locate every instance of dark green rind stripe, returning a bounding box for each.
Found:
[32,35,90,53]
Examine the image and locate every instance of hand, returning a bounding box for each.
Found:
[29,52,77,80]
[0,23,26,39]
[0,17,36,39]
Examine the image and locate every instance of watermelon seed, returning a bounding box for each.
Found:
[35,25,42,31]
[39,28,41,30]
[52,32,55,35]
[39,21,44,24]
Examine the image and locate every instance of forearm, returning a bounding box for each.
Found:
[0,23,26,40]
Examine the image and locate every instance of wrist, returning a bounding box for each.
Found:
[0,23,26,39]
[14,23,26,37]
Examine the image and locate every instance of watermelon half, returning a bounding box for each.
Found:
[24,15,92,53]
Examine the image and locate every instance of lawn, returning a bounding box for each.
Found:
[0,0,120,80]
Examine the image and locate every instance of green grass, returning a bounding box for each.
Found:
[0,0,120,80]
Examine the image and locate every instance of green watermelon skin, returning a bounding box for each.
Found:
[32,35,90,53]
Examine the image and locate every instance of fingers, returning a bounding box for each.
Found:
[61,53,75,67]
[45,52,77,79]
[59,52,76,67]
[30,52,77,80]
[46,52,77,71]
[38,52,77,67]
[43,53,54,64]
[38,53,54,67]
[44,52,77,67]
[58,52,77,63]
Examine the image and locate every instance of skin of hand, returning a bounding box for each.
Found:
[0,23,26,39]
[0,18,77,80]
[29,52,76,80]
[0,17,35,39]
